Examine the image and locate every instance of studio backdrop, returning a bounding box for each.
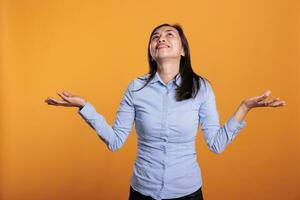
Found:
[1,0,299,200]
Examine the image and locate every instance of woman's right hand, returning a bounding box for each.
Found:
[44,91,87,109]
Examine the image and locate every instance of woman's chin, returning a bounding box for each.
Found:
[155,55,179,61]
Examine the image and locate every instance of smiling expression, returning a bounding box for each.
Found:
[149,26,185,62]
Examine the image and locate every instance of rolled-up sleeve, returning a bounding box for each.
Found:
[78,80,135,152]
[198,81,246,154]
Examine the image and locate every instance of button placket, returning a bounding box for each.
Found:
[161,86,169,134]
[160,86,170,195]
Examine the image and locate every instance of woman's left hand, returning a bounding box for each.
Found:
[242,90,286,110]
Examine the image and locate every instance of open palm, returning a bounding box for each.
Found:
[243,90,286,109]
[45,91,87,108]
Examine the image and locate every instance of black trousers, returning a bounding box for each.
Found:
[129,186,204,200]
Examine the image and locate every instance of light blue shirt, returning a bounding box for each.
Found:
[78,71,246,200]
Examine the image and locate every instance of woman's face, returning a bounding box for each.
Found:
[149,26,185,62]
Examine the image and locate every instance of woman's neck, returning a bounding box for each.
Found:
[156,59,180,85]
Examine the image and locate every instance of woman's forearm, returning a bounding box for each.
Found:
[233,101,250,123]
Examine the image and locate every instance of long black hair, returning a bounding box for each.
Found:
[132,23,210,101]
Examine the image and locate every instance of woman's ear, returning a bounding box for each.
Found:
[181,51,185,57]
[180,47,185,57]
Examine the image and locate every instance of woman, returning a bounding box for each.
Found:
[45,23,286,200]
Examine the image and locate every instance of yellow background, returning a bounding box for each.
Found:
[1,0,299,199]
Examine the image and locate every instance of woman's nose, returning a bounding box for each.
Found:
[158,37,166,43]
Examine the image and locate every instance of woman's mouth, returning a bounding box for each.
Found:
[156,44,170,49]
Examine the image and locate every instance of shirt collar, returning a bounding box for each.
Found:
[149,71,182,86]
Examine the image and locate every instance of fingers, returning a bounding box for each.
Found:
[256,90,271,102]
[62,91,73,97]
[265,98,279,106]
[268,99,286,107]
[45,97,70,106]
[57,91,70,102]
[254,90,287,108]
[45,98,55,105]
[44,90,74,107]
[257,97,286,107]
[45,98,59,105]
[46,97,63,104]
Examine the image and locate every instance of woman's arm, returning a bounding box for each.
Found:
[199,81,286,155]
[78,80,136,152]
[45,81,136,152]
[199,81,246,154]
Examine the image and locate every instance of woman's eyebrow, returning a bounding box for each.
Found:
[152,29,176,36]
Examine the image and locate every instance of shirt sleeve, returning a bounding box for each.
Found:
[198,80,246,154]
[77,80,135,152]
